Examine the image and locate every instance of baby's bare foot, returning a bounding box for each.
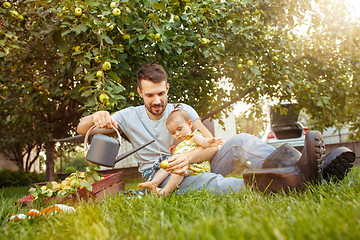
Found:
[138,182,157,193]
[157,189,170,198]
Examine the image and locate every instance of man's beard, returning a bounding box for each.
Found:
[145,101,167,116]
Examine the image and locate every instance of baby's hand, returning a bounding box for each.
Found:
[216,138,224,146]
[169,145,176,155]
[207,137,223,147]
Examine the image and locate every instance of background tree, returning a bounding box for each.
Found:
[1,0,359,180]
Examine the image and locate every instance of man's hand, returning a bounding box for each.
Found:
[166,153,189,176]
[91,111,117,129]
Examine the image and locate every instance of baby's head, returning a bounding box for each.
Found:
[166,109,192,142]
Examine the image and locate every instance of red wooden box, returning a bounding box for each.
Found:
[15,171,124,207]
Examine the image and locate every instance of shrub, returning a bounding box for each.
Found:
[0,169,45,188]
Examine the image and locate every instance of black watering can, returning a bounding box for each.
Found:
[84,125,154,167]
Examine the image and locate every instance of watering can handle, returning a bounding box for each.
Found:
[84,125,122,151]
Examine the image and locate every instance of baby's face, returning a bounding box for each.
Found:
[167,116,192,142]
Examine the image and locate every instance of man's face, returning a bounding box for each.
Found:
[137,80,169,120]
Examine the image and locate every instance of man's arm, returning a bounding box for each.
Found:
[77,110,117,136]
[191,119,213,138]
[166,146,218,175]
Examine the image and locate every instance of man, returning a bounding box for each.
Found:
[77,63,355,194]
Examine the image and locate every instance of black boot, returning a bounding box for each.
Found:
[242,130,325,193]
[322,147,355,181]
[263,143,356,182]
[261,143,301,169]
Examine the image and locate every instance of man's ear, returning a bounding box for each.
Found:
[137,87,142,98]
[166,83,170,91]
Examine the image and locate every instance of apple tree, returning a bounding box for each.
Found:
[1,0,360,180]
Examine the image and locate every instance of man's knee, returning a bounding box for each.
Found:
[223,133,256,147]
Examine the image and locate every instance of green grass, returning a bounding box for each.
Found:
[1,168,360,240]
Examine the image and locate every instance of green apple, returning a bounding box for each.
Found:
[154,33,161,41]
[149,33,154,39]
[174,15,180,21]
[287,33,293,41]
[160,160,168,169]
[3,2,11,9]
[10,10,19,18]
[106,23,114,31]
[201,38,209,45]
[238,58,243,63]
[113,8,121,16]
[247,60,254,66]
[110,2,117,8]
[191,18,198,24]
[74,7,82,16]
[95,55,101,63]
[272,56,278,61]
[99,93,109,103]
[96,70,103,78]
[184,6,191,11]
[122,34,130,40]
[17,15,24,22]
[244,10,250,15]
[227,20,233,25]
[128,92,135,98]
[237,63,243,69]
[102,61,111,70]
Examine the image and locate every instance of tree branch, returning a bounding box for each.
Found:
[201,87,255,121]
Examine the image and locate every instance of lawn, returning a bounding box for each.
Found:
[1,168,360,240]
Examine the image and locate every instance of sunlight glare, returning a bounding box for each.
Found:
[346,0,360,19]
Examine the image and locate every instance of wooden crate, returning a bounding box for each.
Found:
[15,172,124,207]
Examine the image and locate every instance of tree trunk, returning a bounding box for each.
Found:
[45,140,56,181]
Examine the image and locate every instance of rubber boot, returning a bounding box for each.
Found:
[322,147,355,181]
[261,143,301,169]
[242,131,325,193]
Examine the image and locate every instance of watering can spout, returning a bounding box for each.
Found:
[115,139,155,162]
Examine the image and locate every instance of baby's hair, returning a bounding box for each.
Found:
[166,108,190,126]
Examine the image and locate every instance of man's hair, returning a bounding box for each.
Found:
[166,109,190,126]
[136,63,168,89]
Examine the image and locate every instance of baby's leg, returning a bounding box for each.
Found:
[158,174,184,198]
[138,169,169,193]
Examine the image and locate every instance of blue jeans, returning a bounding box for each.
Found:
[159,133,275,194]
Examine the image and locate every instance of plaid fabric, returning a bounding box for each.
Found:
[141,155,169,182]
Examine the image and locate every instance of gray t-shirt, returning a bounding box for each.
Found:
[111,103,200,173]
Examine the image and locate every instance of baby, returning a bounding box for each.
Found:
[138,109,223,197]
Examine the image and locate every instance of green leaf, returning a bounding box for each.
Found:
[87,2,100,7]
[153,25,163,34]
[203,49,211,58]
[61,29,71,37]
[72,24,88,34]
[138,34,147,40]
[80,180,93,192]
[103,35,114,45]
[175,36,186,44]
[107,71,121,82]
[0,39,6,47]
[153,2,165,10]
[183,42,194,47]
